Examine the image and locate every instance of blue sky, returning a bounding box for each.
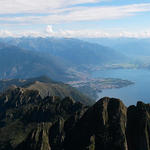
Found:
[0,0,150,38]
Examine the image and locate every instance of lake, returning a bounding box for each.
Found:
[92,69,150,106]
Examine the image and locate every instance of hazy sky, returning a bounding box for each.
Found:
[0,0,150,38]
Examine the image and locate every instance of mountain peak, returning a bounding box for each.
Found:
[0,93,149,150]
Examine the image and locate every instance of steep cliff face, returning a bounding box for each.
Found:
[0,88,150,150]
[0,88,87,150]
[15,123,52,150]
[126,101,150,150]
[64,97,127,150]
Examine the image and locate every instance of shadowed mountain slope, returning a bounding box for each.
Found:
[0,89,149,150]
[0,37,127,66]
[0,45,72,81]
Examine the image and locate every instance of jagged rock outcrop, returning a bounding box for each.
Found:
[15,123,52,150]
[0,76,93,105]
[49,118,65,150]
[0,87,41,109]
[64,97,128,150]
[0,88,87,150]
[126,101,150,150]
[0,88,150,150]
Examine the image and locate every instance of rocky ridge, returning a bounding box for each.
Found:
[0,88,149,150]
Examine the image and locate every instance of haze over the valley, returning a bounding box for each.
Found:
[0,0,150,104]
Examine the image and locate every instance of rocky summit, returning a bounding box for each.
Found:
[0,88,149,150]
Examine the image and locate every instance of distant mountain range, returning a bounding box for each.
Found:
[0,37,128,81]
[0,43,71,81]
[83,37,150,58]
[0,37,126,66]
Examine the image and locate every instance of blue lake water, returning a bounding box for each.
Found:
[92,69,150,106]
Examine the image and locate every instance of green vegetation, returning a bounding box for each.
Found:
[0,76,93,105]
[0,86,149,150]
[0,88,88,150]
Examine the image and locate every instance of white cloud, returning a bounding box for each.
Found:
[0,30,13,37]
[56,29,150,38]
[0,1,150,38]
[1,27,150,38]
[0,3,150,25]
[54,29,111,38]
[0,30,44,37]
[46,25,54,33]
[0,0,102,14]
